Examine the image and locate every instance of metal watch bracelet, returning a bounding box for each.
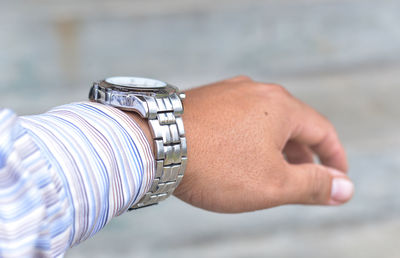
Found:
[130,95,187,209]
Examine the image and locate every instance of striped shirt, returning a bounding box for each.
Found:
[0,102,155,257]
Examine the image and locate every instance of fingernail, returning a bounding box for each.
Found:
[331,178,354,203]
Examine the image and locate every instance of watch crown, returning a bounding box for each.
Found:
[179,93,186,100]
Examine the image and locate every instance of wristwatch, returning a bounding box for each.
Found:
[89,76,187,209]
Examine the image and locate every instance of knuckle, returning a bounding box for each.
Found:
[307,166,331,203]
[324,129,338,144]
[320,129,340,151]
[320,132,345,162]
[270,84,291,96]
[320,116,336,132]
[251,82,291,97]
[235,75,252,81]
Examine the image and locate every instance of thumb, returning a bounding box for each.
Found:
[284,163,354,205]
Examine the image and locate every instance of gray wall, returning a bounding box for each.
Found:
[1,0,400,257]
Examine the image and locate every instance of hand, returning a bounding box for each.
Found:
[173,76,353,213]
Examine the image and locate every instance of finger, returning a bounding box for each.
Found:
[289,103,348,172]
[282,163,354,205]
[283,141,314,164]
[312,130,348,172]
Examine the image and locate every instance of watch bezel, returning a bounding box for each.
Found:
[99,76,178,97]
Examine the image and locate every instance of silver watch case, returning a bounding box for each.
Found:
[89,76,185,119]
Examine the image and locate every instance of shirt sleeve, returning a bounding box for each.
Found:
[0,102,155,257]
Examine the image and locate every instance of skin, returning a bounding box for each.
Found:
[126,76,354,213]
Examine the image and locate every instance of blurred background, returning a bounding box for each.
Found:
[1,0,400,257]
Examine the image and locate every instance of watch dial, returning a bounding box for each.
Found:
[105,76,167,89]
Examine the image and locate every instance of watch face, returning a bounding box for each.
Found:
[105,76,167,89]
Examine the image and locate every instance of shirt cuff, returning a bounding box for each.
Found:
[19,102,155,246]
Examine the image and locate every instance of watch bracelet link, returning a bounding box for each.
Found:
[129,95,187,209]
